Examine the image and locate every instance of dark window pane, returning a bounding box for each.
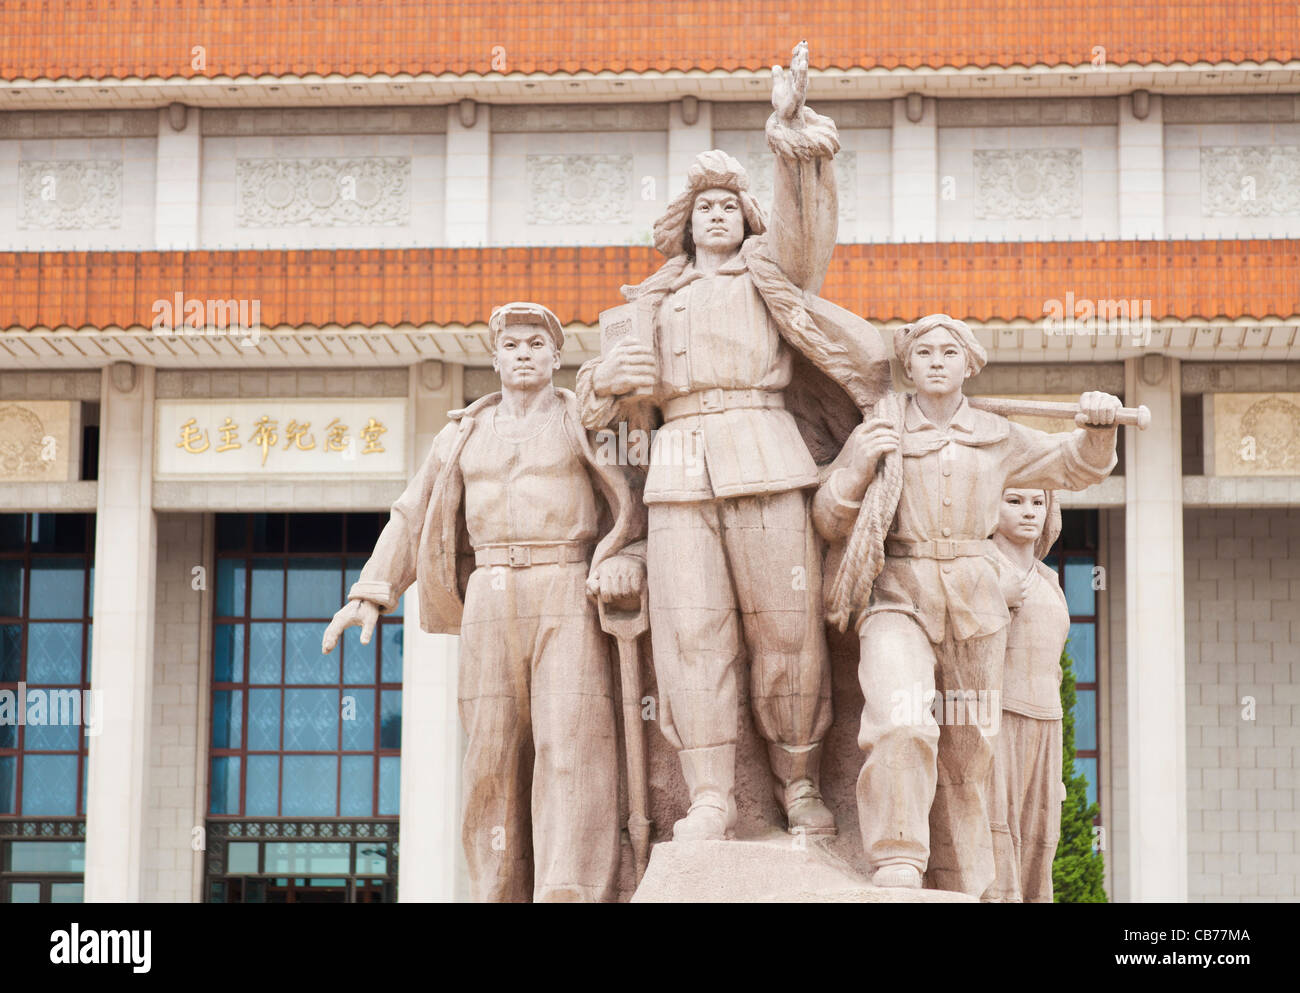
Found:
[1075,756,1099,808]
[246,754,279,815]
[378,756,399,816]
[289,514,343,554]
[379,690,402,749]
[9,882,40,902]
[340,754,373,816]
[209,756,241,815]
[215,559,245,617]
[23,688,82,750]
[0,755,15,812]
[26,623,83,683]
[287,622,335,684]
[0,717,14,749]
[344,558,363,600]
[211,689,243,750]
[248,689,281,751]
[282,755,337,816]
[87,567,93,618]
[341,625,373,685]
[1064,556,1096,615]
[50,883,84,903]
[249,623,282,684]
[346,514,382,554]
[355,841,388,876]
[215,514,246,552]
[249,561,284,618]
[0,515,26,551]
[341,689,374,751]
[9,840,85,872]
[284,688,338,751]
[380,624,403,682]
[251,514,286,553]
[28,560,84,619]
[286,559,340,618]
[1067,623,1096,683]
[0,624,21,681]
[29,514,87,553]
[212,624,245,683]
[0,560,23,616]
[1074,690,1098,751]
[21,753,79,814]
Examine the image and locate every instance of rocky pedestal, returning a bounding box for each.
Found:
[631,833,975,903]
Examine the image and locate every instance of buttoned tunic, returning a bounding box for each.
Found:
[816,395,1115,645]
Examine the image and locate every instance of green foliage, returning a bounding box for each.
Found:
[1053,642,1108,902]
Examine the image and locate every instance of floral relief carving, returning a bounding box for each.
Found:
[236,157,411,227]
[1200,146,1300,217]
[740,151,858,222]
[18,160,123,229]
[974,148,1082,220]
[526,154,633,225]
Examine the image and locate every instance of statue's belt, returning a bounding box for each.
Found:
[473,541,592,569]
[884,538,992,561]
[662,387,785,421]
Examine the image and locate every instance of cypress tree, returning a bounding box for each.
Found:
[1053,643,1108,902]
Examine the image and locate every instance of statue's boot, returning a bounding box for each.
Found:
[672,744,738,842]
[872,863,922,888]
[769,742,836,836]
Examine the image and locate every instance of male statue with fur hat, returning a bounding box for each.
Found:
[323,301,646,902]
[577,42,891,842]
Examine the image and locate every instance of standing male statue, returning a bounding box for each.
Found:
[813,313,1120,895]
[323,301,646,902]
[577,42,889,841]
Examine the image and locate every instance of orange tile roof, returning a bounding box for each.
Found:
[2,241,1296,330]
[1,1,1295,81]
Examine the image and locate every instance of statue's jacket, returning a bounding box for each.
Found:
[347,388,647,635]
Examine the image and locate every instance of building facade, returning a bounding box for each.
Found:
[1,2,1298,902]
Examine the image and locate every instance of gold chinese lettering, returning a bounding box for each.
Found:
[176,417,209,454]
[249,415,278,466]
[215,417,241,452]
[283,420,316,451]
[360,418,387,454]
[324,418,350,453]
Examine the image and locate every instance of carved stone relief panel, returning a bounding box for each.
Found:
[1200,146,1300,217]
[974,148,1082,220]
[739,151,858,221]
[236,157,411,227]
[18,160,123,229]
[526,154,633,225]
[1209,392,1300,476]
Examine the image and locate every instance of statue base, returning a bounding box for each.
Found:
[630,833,977,903]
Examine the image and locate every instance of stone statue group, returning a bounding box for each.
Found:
[323,43,1131,903]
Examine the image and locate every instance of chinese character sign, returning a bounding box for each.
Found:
[154,399,406,478]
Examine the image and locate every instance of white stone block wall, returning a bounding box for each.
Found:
[141,512,207,903]
[937,124,1119,241]
[1165,122,1300,240]
[489,130,667,247]
[200,133,447,249]
[1183,508,1300,902]
[0,136,156,252]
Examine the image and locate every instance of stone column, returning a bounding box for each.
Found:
[1118,93,1164,239]
[1123,354,1188,901]
[667,98,713,200]
[397,361,467,901]
[154,105,201,249]
[891,95,937,241]
[84,363,157,902]
[444,101,491,246]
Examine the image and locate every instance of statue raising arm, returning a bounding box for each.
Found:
[767,40,840,294]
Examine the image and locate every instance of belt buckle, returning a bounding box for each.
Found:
[933,539,955,560]
[698,388,724,414]
[507,545,531,567]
